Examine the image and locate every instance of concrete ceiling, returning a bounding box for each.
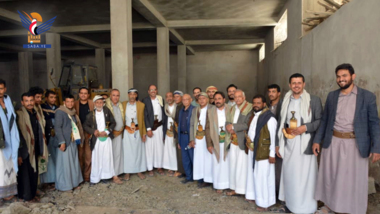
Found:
[0,0,287,54]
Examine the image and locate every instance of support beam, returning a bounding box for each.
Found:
[111,0,133,101]
[177,45,186,93]
[60,34,102,48]
[0,8,22,25]
[185,39,265,46]
[169,29,195,55]
[132,0,166,27]
[0,23,155,37]
[95,48,106,88]
[46,33,61,89]
[157,27,170,97]
[18,52,33,93]
[167,18,277,28]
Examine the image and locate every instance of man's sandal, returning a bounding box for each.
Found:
[314,206,335,214]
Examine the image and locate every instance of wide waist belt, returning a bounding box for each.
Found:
[180,131,188,134]
[231,133,239,146]
[113,128,124,137]
[333,130,355,139]
[125,125,139,134]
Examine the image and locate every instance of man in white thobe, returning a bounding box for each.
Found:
[123,88,147,180]
[142,85,167,176]
[246,95,276,211]
[163,92,178,175]
[276,73,322,213]
[205,91,230,193]
[189,92,213,188]
[84,95,122,185]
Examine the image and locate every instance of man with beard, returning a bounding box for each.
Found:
[105,89,124,180]
[206,86,218,105]
[28,87,46,129]
[226,84,237,106]
[205,91,230,193]
[225,89,253,196]
[191,87,201,107]
[55,94,84,191]
[17,92,48,201]
[276,73,322,213]
[83,95,121,185]
[163,92,178,176]
[0,79,19,203]
[40,90,58,189]
[267,84,282,196]
[173,90,185,177]
[190,92,214,187]
[142,85,167,176]
[74,87,94,182]
[245,95,276,211]
[122,88,147,180]
[313,63,380,214]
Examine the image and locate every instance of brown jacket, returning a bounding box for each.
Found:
[122,101,147,139]
[74,100,95,116]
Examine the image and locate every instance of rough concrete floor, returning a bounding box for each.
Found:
[1,170,379,214]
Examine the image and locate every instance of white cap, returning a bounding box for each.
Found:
[93,95,104,103]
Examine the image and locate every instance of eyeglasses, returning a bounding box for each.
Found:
[149,89,157,92]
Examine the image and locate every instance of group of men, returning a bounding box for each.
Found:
[0,63,379,214]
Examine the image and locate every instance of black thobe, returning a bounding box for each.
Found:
[17,109,40,201]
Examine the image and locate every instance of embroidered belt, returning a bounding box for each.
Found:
[125,125,139,134]
[219,131,226,143]
[113,128,124,137]
[231,133,239,146]
[196,130,205,140]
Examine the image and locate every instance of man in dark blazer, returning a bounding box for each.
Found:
[142,85,167,176]
[83,95,122,185]
[313,63,380,214]
[177,94,195,183]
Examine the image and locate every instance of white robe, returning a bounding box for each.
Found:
[193,106,213,183]
[212,108,229,190]
[123,102,147,173]
[279,96,318,213]
[163,105,177,171]
[90,110,115,183]
[245,110,277,208]
[146,98,164,170]
[229,106,247,194]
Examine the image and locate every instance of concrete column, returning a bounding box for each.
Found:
[177,45,186,92]
[157,27,170,96]
[46,33,61,89]
[95,48,106,87]
[18,52,33,93]
[110,0,133,101]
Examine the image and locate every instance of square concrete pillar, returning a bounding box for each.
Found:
[110,0,133,101]
[157,27,170,96]
[18,52,33,93]
[46,33,61,89]
[177,45,186,92]
[95,48,106,87]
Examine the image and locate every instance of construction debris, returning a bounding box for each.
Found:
[303,0,351,31]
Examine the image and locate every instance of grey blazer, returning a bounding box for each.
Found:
[314,86,380,158]
[55,109,78,147]
[190,104,213,142]
[276,94,323,155]
[225,106,253,151]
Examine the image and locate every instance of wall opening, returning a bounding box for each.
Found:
[274,10,288,50]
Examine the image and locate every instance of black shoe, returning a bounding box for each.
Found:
[89,182,96,187]
[178,174,185,178]
[198,182,210,188]
[181,179,194,184]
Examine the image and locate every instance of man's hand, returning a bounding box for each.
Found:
[147,130,153,138]
[94,130,99,137]
[18,157,23,166]
[276,146,282,158]
[291,125,307,136]
[207,146,213,154]
[246,142,253,151]
[369,153,380,163]
[142,135,146,142]
[312,143,320,156]
[226,124,234,133]
[269,157,276,164]
[189,140,196,148]
[59,143,66,152]
[99,131,107,137]
[178,144,181,150]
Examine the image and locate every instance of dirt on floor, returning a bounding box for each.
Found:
[1,171,380,214]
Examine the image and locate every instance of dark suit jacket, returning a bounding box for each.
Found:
[178,105,195,147]
[142,96,167,140]
[269,99,283,145]
[225,107,253,150]
[314,86,380,157]
[83,106,116,151]
[276,94,323,155]
[174,103,183,140]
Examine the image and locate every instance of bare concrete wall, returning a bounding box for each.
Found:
[186,50,258,101]
[261,0,380,183]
